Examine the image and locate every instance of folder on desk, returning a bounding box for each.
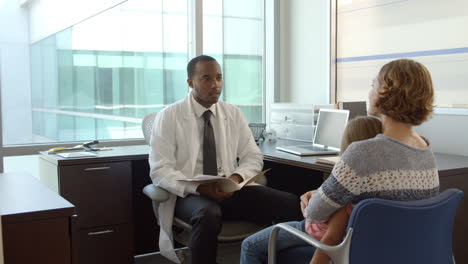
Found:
[56,152,97,158]
[316,156,340,165]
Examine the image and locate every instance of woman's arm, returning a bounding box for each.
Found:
[301,190,317,218]
[309,207,350,264]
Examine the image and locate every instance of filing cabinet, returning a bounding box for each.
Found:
[39,156,134,264]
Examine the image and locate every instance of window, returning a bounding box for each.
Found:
[1,0,265,146]
[0,0,266,172]
[336,0,468,108]
[29,0,188,144]
[203,0,264,123]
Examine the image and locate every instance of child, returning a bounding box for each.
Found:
[305,116,382,264]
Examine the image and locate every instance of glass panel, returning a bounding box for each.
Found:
[223,0,263,18]
[1,0,188,146]
[75,116,96,141]
[203,0,264,123]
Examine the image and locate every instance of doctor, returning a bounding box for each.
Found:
[149,55,302,264]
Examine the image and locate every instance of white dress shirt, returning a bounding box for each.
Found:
[190,94,226,177]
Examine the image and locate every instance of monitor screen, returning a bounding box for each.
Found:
[313,109,350,149]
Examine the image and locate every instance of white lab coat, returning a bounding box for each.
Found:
[148,95,263,263]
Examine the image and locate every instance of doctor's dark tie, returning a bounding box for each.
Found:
[203,110,217,175]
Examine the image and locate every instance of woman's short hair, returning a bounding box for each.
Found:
[340,116,383,154]
[375,59,434,125]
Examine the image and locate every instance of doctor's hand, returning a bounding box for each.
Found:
[228,173,243,184]
[300,190,317,218]
[197,182,233,201]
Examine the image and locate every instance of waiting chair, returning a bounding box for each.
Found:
[141,112,267,248]
[268,188,463,264]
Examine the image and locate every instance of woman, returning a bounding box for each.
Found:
[304,116,382,264]
[240,58,440,264]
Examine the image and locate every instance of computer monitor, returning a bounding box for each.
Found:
[275,108,349,156]
[313,109,350,148]
[338,101,367,120]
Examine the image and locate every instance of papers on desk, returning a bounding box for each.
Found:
[316,156,340,165]
[56,152,97,158]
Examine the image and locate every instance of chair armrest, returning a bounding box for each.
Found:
[267,223,354,264]
[143,184,170,202]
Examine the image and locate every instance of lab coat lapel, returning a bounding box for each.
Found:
[217,104,231,176]
[182,96,199,176]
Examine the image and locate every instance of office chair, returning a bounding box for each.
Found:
[141,112,268,247]
[268,188,463,264]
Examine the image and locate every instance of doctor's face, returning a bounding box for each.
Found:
[188,61,223,108]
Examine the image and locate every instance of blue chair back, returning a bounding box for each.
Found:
[347,188,463,264]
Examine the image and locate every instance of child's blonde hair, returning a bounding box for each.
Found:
[340,116,383,154]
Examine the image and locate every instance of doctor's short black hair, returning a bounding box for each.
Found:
[187,55,218,79]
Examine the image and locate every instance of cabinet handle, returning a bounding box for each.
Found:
[84,166,111,171]
[88,229,114,236]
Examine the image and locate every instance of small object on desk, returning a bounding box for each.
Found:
[48,147,67,153]
[47,140,101,154]
[266,128,277,142]
[83,140,99,150]
[47,145,84,154]
[249,123,266,144]
[316,156,340,165]
[93,146,112,151]
[56,151,97,158]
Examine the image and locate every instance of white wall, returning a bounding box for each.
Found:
[28,0,125,43]
[0,0,32,145]
[416,112,468,156]
[279,0,330,104]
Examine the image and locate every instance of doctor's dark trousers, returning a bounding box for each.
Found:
[174,185,303,264]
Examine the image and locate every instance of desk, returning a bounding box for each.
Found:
[261,139,334,173]
[0,172,76,264]
[261,139,468,177]
[38,140,468,263]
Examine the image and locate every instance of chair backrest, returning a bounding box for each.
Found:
[142,112,157,145]
[347,188,463,264]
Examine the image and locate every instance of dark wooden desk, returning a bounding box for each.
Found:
[0,172,76,264]
[38,142,468,263]
[260,138,468,176]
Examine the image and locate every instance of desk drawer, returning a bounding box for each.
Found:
[79,224,133,264]
[59,161,132,228]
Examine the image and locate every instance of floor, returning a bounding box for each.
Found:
[135,243,242,264]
